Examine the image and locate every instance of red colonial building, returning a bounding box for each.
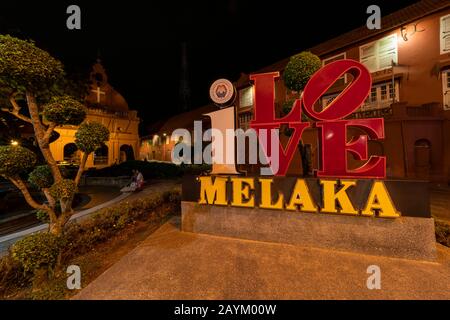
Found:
[143,0,450,183]
[233,0,450,182]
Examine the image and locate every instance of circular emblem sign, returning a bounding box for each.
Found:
[209,78,235,106]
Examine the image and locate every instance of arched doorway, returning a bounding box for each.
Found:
[63,143,80,164]
[414,139,431,179]
[94,145,109,165]
[120,145,135,163]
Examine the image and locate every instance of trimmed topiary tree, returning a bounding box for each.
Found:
[28,165,54,189]
[42,95,87,126]
[282,51,321,176]
[0,35,109,235]
[283,51,321,93]
[74,122,110,185]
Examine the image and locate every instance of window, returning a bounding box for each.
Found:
[239,86,254,108]
[322,53,347,85]
[361,81,399,110]
[238,112,253,130]
[63,143,79,164]
[441,14,450,54]
[323,81,399,111]
[94,145,109,165]
[360,34,398,72]
[370,87,377,102]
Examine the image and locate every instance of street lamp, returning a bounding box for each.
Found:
[10,140,19,146]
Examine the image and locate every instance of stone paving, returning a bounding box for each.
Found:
[75,217,450,300]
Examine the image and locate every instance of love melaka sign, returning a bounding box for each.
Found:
[198,59,400,218]
[251,59,383,178]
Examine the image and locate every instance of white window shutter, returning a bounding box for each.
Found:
[360,43,377,72]
[441,15,450,54]
[378,34,398,69]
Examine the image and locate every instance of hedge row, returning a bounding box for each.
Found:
[85,160,211,179]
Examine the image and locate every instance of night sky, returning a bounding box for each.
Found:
[0,0,418,133]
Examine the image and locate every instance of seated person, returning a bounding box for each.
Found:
[120,170,144,192]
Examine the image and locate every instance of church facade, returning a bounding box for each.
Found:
[50,62,140,168]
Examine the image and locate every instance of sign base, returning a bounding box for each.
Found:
[181,201,437,261]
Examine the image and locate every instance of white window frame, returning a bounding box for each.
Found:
[321,80,399,111]
[361,81,399,111]
[440,14,450,55]
[322,52,347,83]
[360,34,398,73]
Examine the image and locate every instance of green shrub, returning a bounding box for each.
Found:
[28,277,68,300]
[62,190,181,258]
[42,95,87,126]
[28,165,54,189]
[0,35,64,92]
[0,254,31,296]
[11,233,62,274]
[85,160,211,179]
[49,179,77,201]
[2,189,181,297]
[436,220,450,247]
[75,122,109,154]
[35,209,50,223]
[0,145,37,177]
[180,163,211,175]
[283,51,321,92]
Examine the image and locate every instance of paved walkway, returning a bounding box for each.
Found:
[74,217,450,300]
[74,186,122,211]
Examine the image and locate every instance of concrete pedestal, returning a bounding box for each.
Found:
[181,201,437,261]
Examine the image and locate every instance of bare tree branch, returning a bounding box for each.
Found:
[43,122,57,143]
[42,188,57,223]
[8,92,20,109]
[9,177,49,211]
[74,152,88,187]
[0,93,33,123]
[0,107,32,123]
[26,91,63,183]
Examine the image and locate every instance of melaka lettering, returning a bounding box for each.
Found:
[250,59,386,178]
[198,176,400,218]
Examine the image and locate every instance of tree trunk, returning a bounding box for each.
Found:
[25,92,63,183]
[74,152,88,187]
[49,221,63,235]
[42,188,57,222]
